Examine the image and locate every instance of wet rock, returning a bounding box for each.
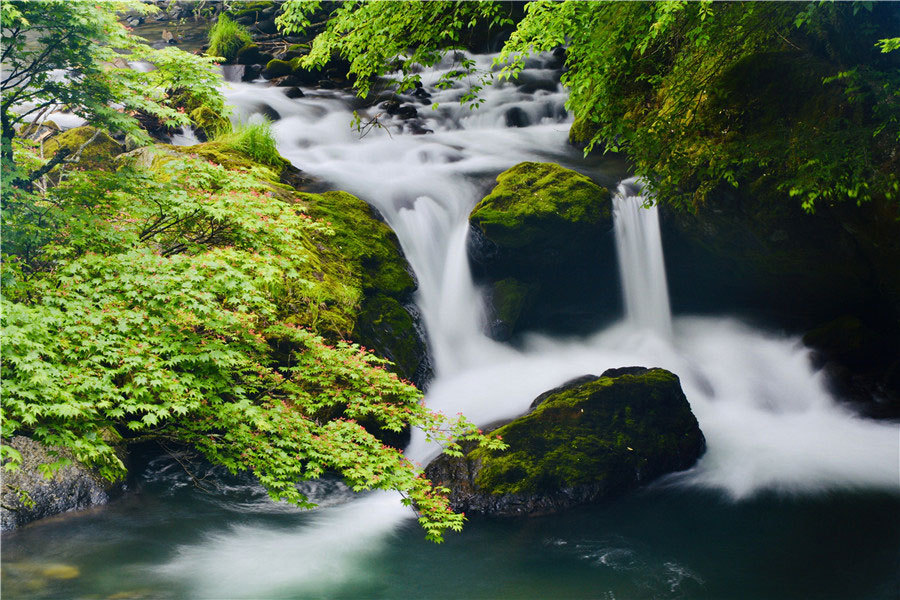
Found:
[1,436,125,531]
[235,44,272,66]
[395,105,418,120]
[242,64,263,82]
[285,86,305,99]
[425,368,705,516]
[468,161,619,337]
[504,106,530,128]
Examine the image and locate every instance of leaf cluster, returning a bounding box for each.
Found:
[1,144,503,542]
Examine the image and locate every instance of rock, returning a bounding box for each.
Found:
[270,74,305,87]
[468,161,618,336]
[395,105,418,120]
[235,43,272,66]
[285,86,305,99]
[300,191,431,387]
[254,17,279,35]
[42,126,125,171]
[263,58,293,79]
[241,63,263,82]
[1,436,125,531]
[802,316,900,418]
[504,106,530,128]
[425,368,705,516]
[568,116,600,148]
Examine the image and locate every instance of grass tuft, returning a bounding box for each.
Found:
[207,14,252,62]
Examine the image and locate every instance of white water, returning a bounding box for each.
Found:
[613,178,673,338]
[161,53,899,598]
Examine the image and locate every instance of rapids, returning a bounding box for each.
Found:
[3,52,897,600]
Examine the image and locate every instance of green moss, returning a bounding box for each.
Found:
[470,162,611,249]
[189,105,232,140]
[43,126,123,171]
[227,1,274,18]
[206,14,252,62]
[568,116,600,146]
[301,191,415,299]
[265,59,293,78]
[353,295,424,380]
[469,368,703,495]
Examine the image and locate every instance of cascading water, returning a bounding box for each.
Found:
[613,178,673,338]
[5,51,898,600]
[152,53,898,598]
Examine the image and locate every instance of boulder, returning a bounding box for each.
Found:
[42,126,124,170]
[301,191,432,387]
[263,58,293,79]
[425,367,705,516]
[1,436,125,531]
[468,161,618,337]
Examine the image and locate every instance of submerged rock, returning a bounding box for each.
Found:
[425,367,705,516]
[1,436,124,531]
[468,161,618,337]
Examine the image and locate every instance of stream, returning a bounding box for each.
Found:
[2,52,898,600]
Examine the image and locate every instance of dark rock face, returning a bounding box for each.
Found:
[425,368,705,516]
[1,437,124,531]
[468,162,619,338]
[660,186,900,418]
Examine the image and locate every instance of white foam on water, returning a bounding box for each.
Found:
[159,53,899,598]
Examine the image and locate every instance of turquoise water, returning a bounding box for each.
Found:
[2,454,898,599]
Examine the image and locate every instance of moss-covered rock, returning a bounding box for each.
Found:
[42,126,124,171]
[303,191,416,299]
[1,435,125,531]
[235,43,272,66]
[353,295,429,386]
[425,367,705,516]
[568,116,600,147]
[485,277,535,341]
[301,191,430,384]
[470,161,611,249]
[188,105,232,141]
[468,162,619,337]
[263,58,293,79]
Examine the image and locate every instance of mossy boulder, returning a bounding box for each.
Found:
[468,161,618,337]
[188,105,231,141]
[1,435,125,531]
[301,191,430,385]
[425,367,705,516]
[353,295,429,389]
[568,116,600,147]
[235,43,272,66]
[485,277,535,340]
[42,126,124,171]
[263,58,293,79]
[470,161,611,249]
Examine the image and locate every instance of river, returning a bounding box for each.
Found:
[2,51,898,600]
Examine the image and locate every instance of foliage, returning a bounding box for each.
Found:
[277,1,516,102]
[216,120,282,168]
[206,13,252,62]
[0,0,224,170]
[279,1,899,212]
[1,142,504,541]
[502,1,899,212]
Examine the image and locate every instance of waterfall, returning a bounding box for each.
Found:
[154,52,899,599]
[613,178,673,337]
